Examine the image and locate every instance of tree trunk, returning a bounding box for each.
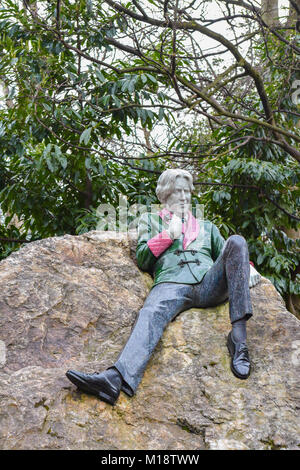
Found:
[84,171,93,210]
[261,0,280,25]
[286,0,300,27]
[284,228,300,319]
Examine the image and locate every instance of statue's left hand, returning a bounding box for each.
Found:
[249,264,261,288]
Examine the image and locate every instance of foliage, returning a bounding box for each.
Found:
[0,0,166,258]
[172,32,300,300]
[197,134,300,299]
[0,1,299,309]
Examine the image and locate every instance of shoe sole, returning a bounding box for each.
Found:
[226,334,251,380]
[66,371,117,405]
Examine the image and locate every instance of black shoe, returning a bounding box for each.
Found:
[227,332,251,380]
[66,367,122,405]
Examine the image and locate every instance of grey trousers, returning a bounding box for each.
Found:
[114,235,253,396]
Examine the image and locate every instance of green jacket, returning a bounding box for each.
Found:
[136,211,225,287]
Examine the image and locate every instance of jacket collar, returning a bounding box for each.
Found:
[158,208,200,249]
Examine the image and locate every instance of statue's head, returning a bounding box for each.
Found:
[156,169,194,217]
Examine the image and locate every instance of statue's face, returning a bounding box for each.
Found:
[165,177,191,217]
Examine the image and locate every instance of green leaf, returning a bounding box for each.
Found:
[54,145,61,157]
[95,69,105,82]
[80,127,92,145]
[158,107,164,121]
[85,157,91,169]
[146,73,157,84]
[43,143,52,156]
[257,253,265,265]
[60,156,68,170]
[42,103,52,111]
[46,157,55,172]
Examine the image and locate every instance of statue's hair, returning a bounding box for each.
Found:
[156,169,194,204]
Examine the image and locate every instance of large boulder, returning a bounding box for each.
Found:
[0,231,299,450]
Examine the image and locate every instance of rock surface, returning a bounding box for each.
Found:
[0,230,299,450]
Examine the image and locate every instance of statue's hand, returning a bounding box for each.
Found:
[249,264,261,288]
[167,214,183,240]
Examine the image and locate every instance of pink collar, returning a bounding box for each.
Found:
[159,208,200,249]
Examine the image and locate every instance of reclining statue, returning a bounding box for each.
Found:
[66,169,261,405]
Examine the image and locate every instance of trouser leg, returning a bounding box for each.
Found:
[193,235,253,324]
[114,282,193,396]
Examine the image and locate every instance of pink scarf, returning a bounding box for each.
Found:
[159,208,200,249]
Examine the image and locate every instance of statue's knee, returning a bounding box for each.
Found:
[227,234,247,250]
[140,302,166,322]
